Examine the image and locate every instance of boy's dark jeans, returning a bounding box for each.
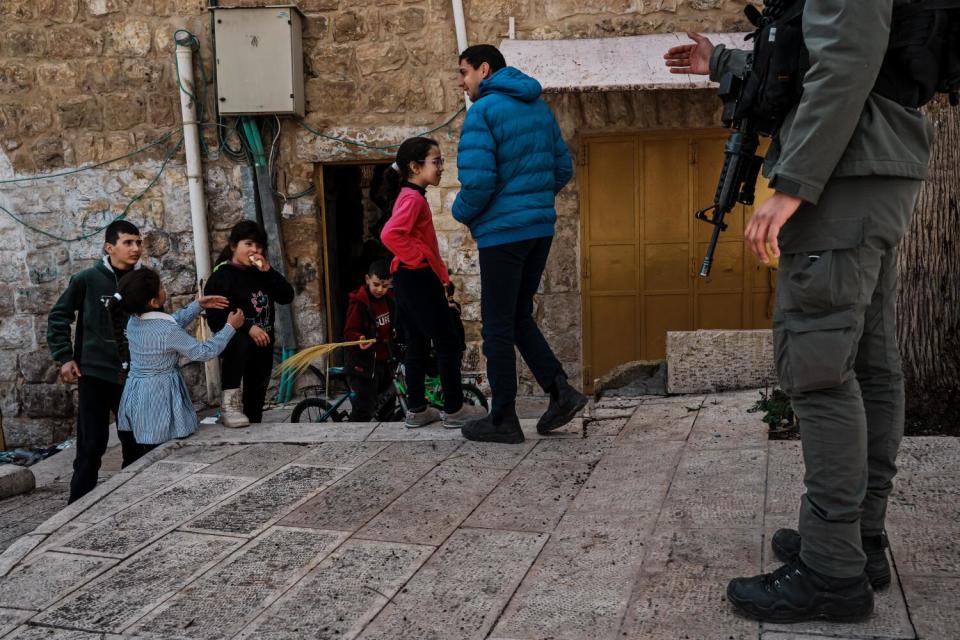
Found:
[69,376,141,504]
[220,332,274,423]
[479,236,563,420]
[349,360,394,421]
[392,267,464,414]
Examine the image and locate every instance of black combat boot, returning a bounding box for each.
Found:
[771,528,891,589]
[536,374,587,434]
[461,409,525,444]
[727,559,874,623]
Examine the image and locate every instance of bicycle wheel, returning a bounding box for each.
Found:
[460,384,489,410]
[290,398,347,423]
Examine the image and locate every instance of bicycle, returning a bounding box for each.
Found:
[290,359,487,423]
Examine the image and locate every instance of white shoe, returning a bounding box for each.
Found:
[442,403,488,429]
[405,406,442,428]
[220,388,250,428]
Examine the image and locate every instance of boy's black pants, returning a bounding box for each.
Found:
[392,267,464,414]
[478,236,563,421]
[220,332,274,423]
[69,376,141,504]
[348,360,394,421]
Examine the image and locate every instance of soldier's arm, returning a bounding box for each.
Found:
[709,46,750,82]
[767,0,894,204]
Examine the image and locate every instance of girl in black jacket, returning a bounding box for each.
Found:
[204,221,294,426]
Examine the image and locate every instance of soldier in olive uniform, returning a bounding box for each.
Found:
[666,0,933,623]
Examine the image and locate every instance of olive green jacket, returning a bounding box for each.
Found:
[710,0,933,204]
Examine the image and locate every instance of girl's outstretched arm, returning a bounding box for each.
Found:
[171,300,202,328]
[168,323,236,362]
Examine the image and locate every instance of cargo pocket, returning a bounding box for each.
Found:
[779,217,864,313]
[777,309,860,394]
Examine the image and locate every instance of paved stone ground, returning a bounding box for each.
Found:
[0,390,956,639]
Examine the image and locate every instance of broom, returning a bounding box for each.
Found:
[274,339,376,378]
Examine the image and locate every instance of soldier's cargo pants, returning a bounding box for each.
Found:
[773,176,922,578]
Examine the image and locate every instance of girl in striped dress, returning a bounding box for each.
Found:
[109,268,245,463]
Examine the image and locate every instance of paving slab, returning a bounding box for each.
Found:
[54,474,250,558]
[0,627,106,639]
[0,609,32,637]
[186,464,347,536]
[894,437,960,477]
[619,527,761,640]
[444,440,536,469]
[660,447,766,529]
[525,436,617,463]
[765,441,805,517]
[371,441,462,464]
[584,406,639,420]
[885,518,960,578]
[583,417,628,436]
[618,401,701,442]
[463,458,594,533]
[293,442,391,468]
[236,539,434,640]
[0,534,45,577]
[569,441,682,515]
[33,532,242,634]
[886,470,960,524]
[356,458,509,545]
[280,458,436,531]
[198,443,310,478]
[492,511,654,640]
[898,575,959,640]
[73,461,207,525]
[163,443,249,465]
[688,394,768,449]
[133,527,348,640]
[365,422,463,441]
[357,528,548,640]
[0,551,115,611]
[190,422,377,443]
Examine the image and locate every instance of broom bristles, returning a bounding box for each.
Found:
[274,340,376,377]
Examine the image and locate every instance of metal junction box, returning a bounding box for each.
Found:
[212,5,305,117]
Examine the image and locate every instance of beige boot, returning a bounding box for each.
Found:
[220,388,250,428]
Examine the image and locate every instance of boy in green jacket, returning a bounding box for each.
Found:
[48,219,144,503]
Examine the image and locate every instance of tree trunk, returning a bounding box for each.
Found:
[896,95,960,432]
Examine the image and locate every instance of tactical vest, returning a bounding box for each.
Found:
[735,0,960,135]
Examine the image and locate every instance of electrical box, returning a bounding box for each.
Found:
[212,5,305,117]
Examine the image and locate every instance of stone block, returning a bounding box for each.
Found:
[355,40,407,76]
[333,10,372,43]
[35,531,242,633]
[17,350,58,384]
[594,359,666,397]
[618,400,701,442]
[898,575,960,640]
[134,527,348,640]
[50,25,103,56]
[0,418,54,449]
[667,329,777,394]
[0,609,32,637]
[448,439,536,469]
[21,384,73,419]
[464,458,594,533]
[57,97,101,130]
[0,316,34,350]
[0,63,34,93]
[765,441,804,517]
[382,7,426,34]
[187,464,345,536]
[293,441,390,468]
[235,540,433,640]
[687,392,768,450]
[86,0,122,15]
[14,285,62,316]
[0,464,35,500]
[0,550,113,610]
[75,461,207,525]
[201,443,310,478]
[570,440,681,515]
[37,61,79,88]
[105,19,152,56]
[164,443,247,464]
[359,528,547,640]
[372,440,461,464]
[102,93,147,130]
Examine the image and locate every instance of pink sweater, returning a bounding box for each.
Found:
[380,187,450,284]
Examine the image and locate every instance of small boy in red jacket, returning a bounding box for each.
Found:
[343,260,396,421]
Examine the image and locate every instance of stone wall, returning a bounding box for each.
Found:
[0,0,752,446]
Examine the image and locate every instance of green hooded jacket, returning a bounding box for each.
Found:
[710,0,933,204]
[47,256,137,384]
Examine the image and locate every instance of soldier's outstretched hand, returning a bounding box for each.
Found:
[664,32,715,75]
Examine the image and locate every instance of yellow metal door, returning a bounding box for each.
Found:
[581,131,775,389]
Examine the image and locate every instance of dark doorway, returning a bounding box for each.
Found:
[321,163,393,356]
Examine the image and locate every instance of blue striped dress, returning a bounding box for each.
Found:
[117,301,236,445]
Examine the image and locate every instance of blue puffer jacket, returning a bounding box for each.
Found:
[452,67,573,249]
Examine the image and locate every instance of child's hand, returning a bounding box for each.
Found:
[359,336,373,350]
[227,309,245,329]
[249,324,271,347]
[250,254,270,272]
[199,295,230,310]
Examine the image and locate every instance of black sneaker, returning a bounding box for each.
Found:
[771,528,891,589]
[727,559,874,623]
[461,412,525,444]
[536,374,587,434]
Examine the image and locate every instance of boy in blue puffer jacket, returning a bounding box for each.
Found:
[453,44,587,444]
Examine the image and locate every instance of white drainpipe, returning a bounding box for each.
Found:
[175,41,222,403]
[451,0,472,108]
